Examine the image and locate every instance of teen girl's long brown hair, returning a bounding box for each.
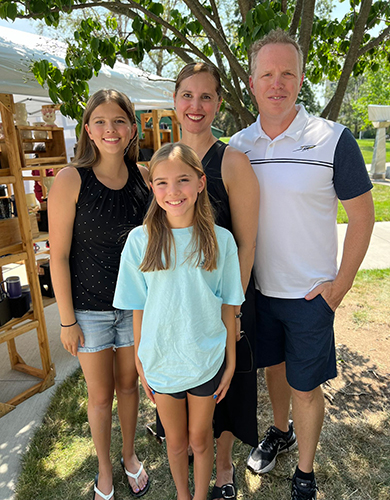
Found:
[140,143,218,272]
[72,89,139,168]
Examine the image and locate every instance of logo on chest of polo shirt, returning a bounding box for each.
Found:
[293,144,317,152]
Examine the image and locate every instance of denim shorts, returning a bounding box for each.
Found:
[154,360,226,400]
[75,309,134,353]
[255,291,337,392]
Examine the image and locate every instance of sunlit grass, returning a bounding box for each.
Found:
[356,138,390,164]
[337,184,390,223]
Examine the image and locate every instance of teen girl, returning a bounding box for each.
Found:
[49,89,150,500]
[113,143,244,500]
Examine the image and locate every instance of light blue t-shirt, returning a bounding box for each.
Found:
[113,224,244,394]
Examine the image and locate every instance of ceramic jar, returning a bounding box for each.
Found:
[41,107,56,126]
[14,103,28,125]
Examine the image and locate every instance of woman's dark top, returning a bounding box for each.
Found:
[202,140,258,448]
[202,141,232,232]
[69,159,148,310]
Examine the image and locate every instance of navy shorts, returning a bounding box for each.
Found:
[154,360,226,400]
[255,291,337,392]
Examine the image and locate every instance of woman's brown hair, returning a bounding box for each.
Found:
[175,62,222,98]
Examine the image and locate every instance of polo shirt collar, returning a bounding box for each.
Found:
[255,104,309,142]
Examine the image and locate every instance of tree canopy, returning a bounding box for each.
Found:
[1,0,389,130]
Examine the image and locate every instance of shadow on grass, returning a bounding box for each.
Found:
[15,349,390,500]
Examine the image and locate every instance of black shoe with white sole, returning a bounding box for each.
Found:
[291,472,318,500]
[247,420,297,474]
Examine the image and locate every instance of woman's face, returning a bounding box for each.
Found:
[174,72,222,135]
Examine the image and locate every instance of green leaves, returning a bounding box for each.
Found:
[0,1,18,20]
[148,1,164,16]
[240,1,289,51]
[4,0,389,128]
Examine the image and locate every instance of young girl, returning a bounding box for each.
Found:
[113,143,244,500]
[49,89,150,500]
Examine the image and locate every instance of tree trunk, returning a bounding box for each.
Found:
[321,93,335,119]
[289,0,304,37]
[299,0,316,71]
[327,0,373,121]
[237,0,256,21]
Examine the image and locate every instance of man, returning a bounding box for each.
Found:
[229,29,374,500]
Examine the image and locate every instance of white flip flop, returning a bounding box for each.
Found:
[93,474,114,500]
[120,457,150,497]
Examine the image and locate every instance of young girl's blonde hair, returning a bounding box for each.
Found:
[140,143,218,272]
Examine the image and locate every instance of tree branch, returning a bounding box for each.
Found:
[289,0,303,37]
[209,0,227,37]
[237,0,256,22]
[327,0,373,121]
[182,0,250,88]
[320,93,335,119]
[299,0,316,71]
[357,24,390,58]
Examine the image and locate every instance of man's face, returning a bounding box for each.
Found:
[250,43,304,129]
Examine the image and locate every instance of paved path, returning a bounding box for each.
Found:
[1,219,390,500]
[337,221,390,270]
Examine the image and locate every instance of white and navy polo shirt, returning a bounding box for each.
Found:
[230,105,372,299]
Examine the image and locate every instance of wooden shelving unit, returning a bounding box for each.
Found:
[139,109,180,153]
[0,94,57,418]
[19,124,67,200]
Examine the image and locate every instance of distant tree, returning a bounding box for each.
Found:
[325,77,365,136]
[352,66,390,130]
[325,65,390,137]
[297,79,321,115]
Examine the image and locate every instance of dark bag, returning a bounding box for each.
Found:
[235,332,254,374]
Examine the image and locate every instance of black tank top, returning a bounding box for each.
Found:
[202,140,232,232]
[69,159,148,310]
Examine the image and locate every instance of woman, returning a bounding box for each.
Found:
[49,89,150,500]
[156,63,259,500]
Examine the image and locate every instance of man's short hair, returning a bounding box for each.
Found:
[250,28,304,76]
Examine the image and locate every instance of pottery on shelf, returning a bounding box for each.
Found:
[14,102,28,126]
[41,106,56,126]
[32,122,47,140]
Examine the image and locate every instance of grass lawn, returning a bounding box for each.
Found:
[337,183,390,223]
[357,139,390,165]
[14,273,390,500]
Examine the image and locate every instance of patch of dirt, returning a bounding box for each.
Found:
[324,304,390,416]
[335,303,390,374]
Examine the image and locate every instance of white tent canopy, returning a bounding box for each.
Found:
[0,26,175,109]
[0,26,175,161]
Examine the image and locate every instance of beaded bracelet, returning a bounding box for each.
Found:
[60,320,78,328]
[235,312,242,319]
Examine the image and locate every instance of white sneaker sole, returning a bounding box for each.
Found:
[246,439,298,475]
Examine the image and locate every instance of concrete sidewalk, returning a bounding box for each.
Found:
[1,221,390,500]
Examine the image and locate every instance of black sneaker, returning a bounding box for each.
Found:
[247,420,297,474]
[291,472,318,499]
